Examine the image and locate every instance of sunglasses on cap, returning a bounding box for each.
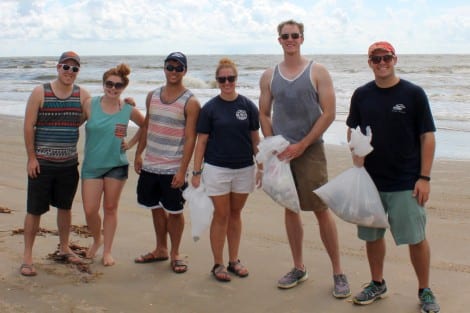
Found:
[59,63,80,73]
[216,76,236,84]
[369,54,394,64]
[165,64,185,72]
[104,80,125,90]
[280,33,301,40]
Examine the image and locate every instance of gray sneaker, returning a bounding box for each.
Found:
[277,267,308,289]
[333,274,351,298]
[353,280,387,305]
[420,288,440,313]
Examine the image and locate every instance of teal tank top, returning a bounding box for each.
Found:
[81,96,133,179]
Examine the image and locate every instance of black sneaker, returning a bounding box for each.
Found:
[353,280,387,305]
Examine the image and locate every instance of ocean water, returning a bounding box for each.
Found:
[0,54,469,160]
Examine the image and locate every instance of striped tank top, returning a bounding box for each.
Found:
[143,87,193,175]
[35,83,82,166]
[271,61,323,144]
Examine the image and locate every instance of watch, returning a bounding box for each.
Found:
[418,175,431,181]
[192,169,203,176]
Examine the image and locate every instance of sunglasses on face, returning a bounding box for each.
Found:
[216,76,236,84]
[165,64,185,72]
[59,63,80,73]
[104,80,125,90]
[280,33,301,40]
[369,54,394,64]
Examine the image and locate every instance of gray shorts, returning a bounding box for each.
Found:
[290,142,328,211]
[357,190,427,245]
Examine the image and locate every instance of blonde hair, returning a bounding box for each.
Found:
[277,19,304,37]
[215,57,238,77]
[103,63,131,87]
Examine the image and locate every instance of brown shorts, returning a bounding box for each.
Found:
[290,142,328,211]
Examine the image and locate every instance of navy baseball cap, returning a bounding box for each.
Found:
[164,52,187,68]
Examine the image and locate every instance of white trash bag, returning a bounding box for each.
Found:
[313,126,389,228]
[313,166,389,228]
[256,135,301,213]
[182,182,214,241]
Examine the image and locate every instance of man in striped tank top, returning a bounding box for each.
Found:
[259,20,350,297]
[21,51,91,276]
[134,52,201,274]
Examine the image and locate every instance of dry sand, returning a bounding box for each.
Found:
[0,114,469,313]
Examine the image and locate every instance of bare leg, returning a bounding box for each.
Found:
[409,239,431,289]
[57,208,73,254]
[227,192,249,263]
[82,178,104,258]
[314,209,342,274]
[210,194,230,265]
[285,208,304,269]
[101,177,126,266]
[151,208,169,258]
[366,238,386,282]
[167,213,184,259]
[23,213,40,265]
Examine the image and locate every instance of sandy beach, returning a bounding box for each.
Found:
[1,114,469,313]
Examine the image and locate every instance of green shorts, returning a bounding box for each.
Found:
[357,190,426,245]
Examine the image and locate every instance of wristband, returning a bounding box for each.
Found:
[418,175,431,181]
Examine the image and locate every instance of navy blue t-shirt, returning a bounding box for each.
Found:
[346,79,436,191]
[197,94,260,169]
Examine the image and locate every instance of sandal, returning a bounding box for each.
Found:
[227,259,249,277]
[211,264,231,282]
[20,263,37,277]
[135,252,169,264]
[171,259,188,274]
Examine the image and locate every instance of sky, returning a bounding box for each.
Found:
[0,0,469,57]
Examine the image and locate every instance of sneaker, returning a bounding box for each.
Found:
[332,274,351,298]
[353,280,387,305]
[419,288,440,313]
[277,267,308,289]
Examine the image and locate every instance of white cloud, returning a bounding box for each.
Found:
[0,0,468,56]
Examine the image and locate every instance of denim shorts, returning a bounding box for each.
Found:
[27,165,79,215]
[357,190,426,245]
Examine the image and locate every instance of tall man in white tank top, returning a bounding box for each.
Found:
[258,20,350,297]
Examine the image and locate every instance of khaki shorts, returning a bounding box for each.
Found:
[290,142,328,211]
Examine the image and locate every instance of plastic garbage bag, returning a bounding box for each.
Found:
[182,182,214,241]
[313,166,389,228]
[349,126,373,157]
[256,135,301,213]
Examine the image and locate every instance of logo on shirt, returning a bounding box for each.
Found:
[236,109,248,120]
[392,104,406,114]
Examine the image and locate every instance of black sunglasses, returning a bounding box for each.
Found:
[280,33,301,40]
[369,54,394,64]
[165,64,185,72]
[59,63,80,73]
[104,80,125,90]
[216,76,236,84]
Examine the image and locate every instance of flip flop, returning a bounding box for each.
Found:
[171,259,188,274]
[134,252,169,264]
[56,253,85,265]
[20,263,37,277]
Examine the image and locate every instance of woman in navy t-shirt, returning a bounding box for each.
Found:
[191,58,262,282]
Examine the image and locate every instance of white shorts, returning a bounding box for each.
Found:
[202,163,255,196]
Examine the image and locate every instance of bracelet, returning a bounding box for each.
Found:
[192,169,203,176]
[418,175,431,181]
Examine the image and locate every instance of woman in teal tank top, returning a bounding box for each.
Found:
[81,64,144,266]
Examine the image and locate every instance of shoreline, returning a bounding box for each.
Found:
[1,114,469,312]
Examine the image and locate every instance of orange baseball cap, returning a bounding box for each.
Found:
[368,41,395,56]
